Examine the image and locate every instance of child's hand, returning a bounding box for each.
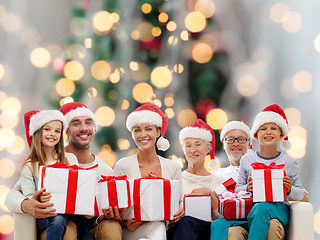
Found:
[283,176,293,194]
[247,175,253,192]
[39,189,52,203]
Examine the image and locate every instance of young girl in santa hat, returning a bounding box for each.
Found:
[20,110,92,240]
[112,104,182,240]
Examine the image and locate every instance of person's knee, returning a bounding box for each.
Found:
[64,221,77,240]
[228,226,248,240]
[267,219,285,240]
[248,203,270,220]
[93,219,122,240]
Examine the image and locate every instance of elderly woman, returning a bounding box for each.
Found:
[112,104,182,240]
[167,119,225,240]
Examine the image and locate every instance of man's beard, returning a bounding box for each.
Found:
[70,139,91,150]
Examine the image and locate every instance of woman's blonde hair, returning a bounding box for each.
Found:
[23,121,68,176]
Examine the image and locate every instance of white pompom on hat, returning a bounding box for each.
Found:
[179,119,216,168]
[59,102,98,130]
[24,110,66,149]
[251,104,291,151]
[220,121,251,142]
[126,104,170,151]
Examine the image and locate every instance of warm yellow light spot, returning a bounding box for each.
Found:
[0,128,15,147]
[206,108,228,130]
[60,97,74,107]
[269,3,290,23]
[173,64,184,74]
[110,12,120,23]
[109,72,120,83]
[138,22,154,42]
[92,11,114,33]
[56,78,75,97]
[165,108,175,119]
[195,0,216,18]
[0,113,18,129]
[205,156,221,171]
[151,66,172,88]
[314,34,320,54]
[130,61,139,71]
[287,127,307,159]
[141,3,152,14]
[88,87,98,98]
[237,75,259,97]
[164,94,175,107]
[97,148,117,168]
[167,21,177,32]
[152,27,161,37]
[180,30,189,41]
[168,36,178,45]
[2,97,21,116]
[117,138,130,150]
[285,108,301,128]
[185,12,206,33]
[91,60,111,81]
[63,61,84,81]
[131,30,139,40]
[314,209,320,234]
[30,47,51,68]
[177,109,197,128]
[133,82,155,103]
[0,185,10,212]
[0,214,14,234]
[0,63,5,79]
[121,99,130,110]
[6,136,25,155]
[281,12,301,33]
[158,12,169,23]
[192,42,213,63]
[292,71,312,93]
[169,155,185,169]
[84,38,92,48]
[0,91,7,108]
[152,99,162,108]
[0,158,16,178]
[95,106,115,127]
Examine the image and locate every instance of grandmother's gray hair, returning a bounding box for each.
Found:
[181,138,212,152]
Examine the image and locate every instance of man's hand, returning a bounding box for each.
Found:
[21,188,57,218]
[123,218,143,231]
[170,207,184,223]
[102,207,126,221]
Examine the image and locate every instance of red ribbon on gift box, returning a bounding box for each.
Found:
[98,175,131,208]
[251,162,287,202]
[40,162,97,214]
[133,172,171,221]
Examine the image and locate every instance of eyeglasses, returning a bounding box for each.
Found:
[224,137,248,144]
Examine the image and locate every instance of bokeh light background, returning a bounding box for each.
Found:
[0,0,320,239]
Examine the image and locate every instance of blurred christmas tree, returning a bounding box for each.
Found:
[49,0,229,169]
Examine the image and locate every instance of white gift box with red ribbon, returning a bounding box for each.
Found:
[184,194,211,222]
[38,162,97,215]
[251,162,287,202]
[124,173,180,221]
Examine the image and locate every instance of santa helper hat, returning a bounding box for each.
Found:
[251,104,291,151]
[24,110,66,148]
[220,121,251,143]
[179,119,216,168]
[126,104,170,151]
[59,102,98,130]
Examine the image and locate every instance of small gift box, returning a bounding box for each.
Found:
[95,175,131,216]
[38,162,97,215]
[214,178,236,195]
[124,172,180,221]
[251,162,287,202]
[218,191,253,220]
[184,194,211,222]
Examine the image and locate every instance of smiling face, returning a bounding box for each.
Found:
[66,116,95,150]
[183,138,210,167]
[41,120,63,149]
[132,124,160,151]
[256,122,283,147]
[223,129,250,164]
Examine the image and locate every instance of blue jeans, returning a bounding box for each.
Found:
[167,216,212,240]
[37,214,93,240]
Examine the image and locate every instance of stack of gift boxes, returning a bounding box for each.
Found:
[38,162,286,221]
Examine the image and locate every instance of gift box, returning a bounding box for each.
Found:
[251,162,287,202]
[124,173,180,221]
[218,191,253,220]
[95,175,131,216]
[38,162,97,215]
[214,178,236,195]
[184,194,211,222]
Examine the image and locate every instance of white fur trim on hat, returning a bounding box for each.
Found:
[29,110,66,136]
[251,111,288,140]
[220,121,251,142]
[179,127,212,144]
[208,159,216,169]
[156,136,170,151]
[64,107,98,130]
[126,110,162,132]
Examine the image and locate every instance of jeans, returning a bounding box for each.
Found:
[37,214,93,240]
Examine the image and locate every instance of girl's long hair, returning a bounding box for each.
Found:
[23,121,68,176]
